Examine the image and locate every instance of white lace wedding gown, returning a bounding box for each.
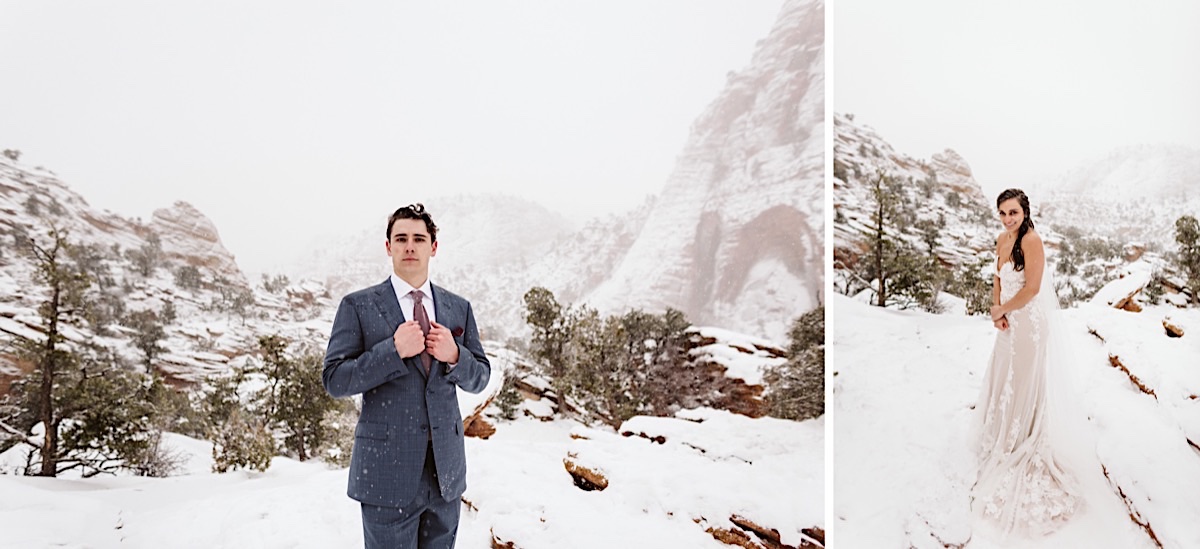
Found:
[971,260,1078,535]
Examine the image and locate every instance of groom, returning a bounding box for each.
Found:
[323,203,491,549]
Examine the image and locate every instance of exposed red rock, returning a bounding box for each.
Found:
[563,454,608,491]
[707,525,765,549]
[1163,319,1184,338]
[1102,465,1164,548]
[1108,355,1157,399]
[463,415,496,439]
[490,529,518,549]
[703,514,822,549]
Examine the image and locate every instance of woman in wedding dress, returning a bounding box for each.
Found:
[971,188,1079,536]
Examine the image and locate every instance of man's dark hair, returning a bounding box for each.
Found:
[387,203,438,242]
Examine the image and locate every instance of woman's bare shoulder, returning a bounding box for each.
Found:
[1021,229,1045,256]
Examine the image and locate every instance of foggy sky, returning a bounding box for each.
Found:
[0,1,784,274]
[835,0,1200,201]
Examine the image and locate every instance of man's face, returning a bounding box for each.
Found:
[386,218,437,285]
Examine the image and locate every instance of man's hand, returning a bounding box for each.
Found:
[393,321,426,358]
[425,321,460,364]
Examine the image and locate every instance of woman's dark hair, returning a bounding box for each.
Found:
[386,203,438,242]
[997,188,1034,271]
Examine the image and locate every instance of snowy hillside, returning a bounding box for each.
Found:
[0,154,340,393]
[290,0,825,345]
[2,148,822,545]
[832,293,1200,548]
[0,155,244,285]
[1,338,824,549]
[1038,144,1200,250]
[583,0,824,340]
[280,193,581,343]
[832,113,1199,309]
[832,113,997,299]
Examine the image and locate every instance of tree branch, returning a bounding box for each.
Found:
[0,420,37,447]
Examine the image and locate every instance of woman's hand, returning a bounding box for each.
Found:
[993,316,1009,331]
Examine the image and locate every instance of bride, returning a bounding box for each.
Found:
[971,188,1079,535]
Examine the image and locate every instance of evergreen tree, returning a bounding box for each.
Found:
[522,288,694,426]
[1175,215,1200,305]
[10,224,90,476]
[210,277,255,323]
[174,265,203,289]
[125,232,163,277]
[260,273,290,294]
[625,308,693,416]
[860,170,908,307]
[253,336,341,462]
[764,307,824,421]
[523,287,573,405]
[211,408,274,473]
[200,335,349,469]
[0,223,178,477]
[495,376,523,421]
[125,309,167,371]
[946,259,993,315]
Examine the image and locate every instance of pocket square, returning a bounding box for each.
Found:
[452,327,464,337]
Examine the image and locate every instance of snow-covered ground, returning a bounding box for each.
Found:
[1,408,822,548]
[832,293,1200,548]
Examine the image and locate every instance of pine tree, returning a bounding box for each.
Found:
[523,287,574,406]
[1175,215,1200,305]
[0,223,176,477]
[765,307,824,421]
[125,232,163,277]
[126,309,167,372]
[860,170,907,307]
[522,288,694,426]
[254,336,340,462]
[201,335,349,469]
[16,224,90,476]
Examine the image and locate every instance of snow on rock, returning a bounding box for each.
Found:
[458,342,518,439]
[1,152,338,391]
[691,326,786,385]
[1090,266,1153,312]
[687,326,786,418]
[474,409,824,549]
[520,398,556,421]
[584,0,824,343]
[832,112,996,293]
[2,405,823,549]
[150,201,243,284]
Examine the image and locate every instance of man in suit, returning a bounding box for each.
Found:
[323,203,491,549]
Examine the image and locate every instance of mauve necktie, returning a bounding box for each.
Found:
[410,290,432,374]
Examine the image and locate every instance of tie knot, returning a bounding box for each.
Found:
[409,290,424,304]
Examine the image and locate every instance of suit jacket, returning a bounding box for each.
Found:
[323,279,491,508]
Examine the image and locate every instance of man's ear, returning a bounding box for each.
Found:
[430,240,438,256]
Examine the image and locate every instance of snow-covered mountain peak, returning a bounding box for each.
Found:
[1038,144,1200,250]
[289,1,825,344]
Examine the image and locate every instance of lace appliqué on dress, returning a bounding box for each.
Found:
[972,262,1079,536]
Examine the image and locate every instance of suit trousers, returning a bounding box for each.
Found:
[360,442,460,549]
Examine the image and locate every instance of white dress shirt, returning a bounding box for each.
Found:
[389,274,456,367]
[390,274,436,326]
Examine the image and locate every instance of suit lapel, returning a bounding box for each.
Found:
[430,284,462,379]
[372,279,428,380]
